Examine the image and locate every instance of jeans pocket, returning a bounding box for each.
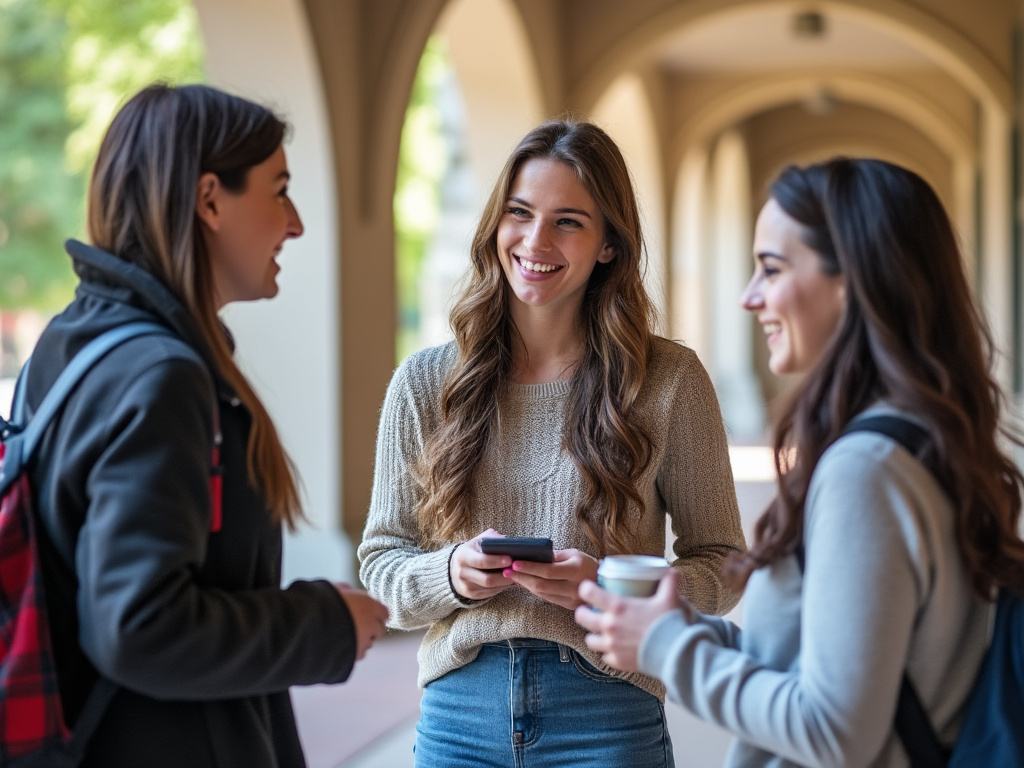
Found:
[568,649,628,685]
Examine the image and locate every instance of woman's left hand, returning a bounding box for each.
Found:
[502,548,599,610]
[574,571,687,672]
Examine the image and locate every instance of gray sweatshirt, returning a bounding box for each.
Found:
[639,407,991,767]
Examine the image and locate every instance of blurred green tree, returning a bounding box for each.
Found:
[0,0,79,310]
[0,0,203,312]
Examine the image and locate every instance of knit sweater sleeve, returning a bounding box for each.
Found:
[358,346,468,630]
[659,345,746,615]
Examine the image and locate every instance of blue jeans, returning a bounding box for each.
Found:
[414,639,674,768]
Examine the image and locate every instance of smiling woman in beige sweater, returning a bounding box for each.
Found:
[359,119,745,768]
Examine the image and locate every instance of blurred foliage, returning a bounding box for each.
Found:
[395,36,450,361]
[0,0,203,311]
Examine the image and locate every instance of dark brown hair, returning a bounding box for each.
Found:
[415,119,656,555]
[724,157,1024,598]
[88,83,302,528]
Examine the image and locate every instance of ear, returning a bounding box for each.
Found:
[195,172,223,231]
[597,242,616,264]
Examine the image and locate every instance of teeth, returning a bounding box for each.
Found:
[519,257,559,273]
[763,323,781,335]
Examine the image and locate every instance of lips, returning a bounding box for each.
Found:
[762,321,781,346]
[515,255,562,274]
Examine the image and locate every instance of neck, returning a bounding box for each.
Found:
[510,302,585,384]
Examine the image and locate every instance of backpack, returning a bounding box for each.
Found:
[801,415,1024,768]
[0,321,174,767]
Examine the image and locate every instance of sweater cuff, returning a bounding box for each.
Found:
[638,609,694,681]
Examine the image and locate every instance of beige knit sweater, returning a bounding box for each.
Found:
[358,336,746,698]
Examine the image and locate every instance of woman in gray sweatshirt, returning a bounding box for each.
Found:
[577,157,1024,768]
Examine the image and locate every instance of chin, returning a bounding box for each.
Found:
[767,357,791,376]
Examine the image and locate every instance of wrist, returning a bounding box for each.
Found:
[447,545,480,605]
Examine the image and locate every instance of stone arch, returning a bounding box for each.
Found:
[436,0,545,190]
[591,74,669,331]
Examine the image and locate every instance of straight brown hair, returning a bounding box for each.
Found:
[87,83,302,528]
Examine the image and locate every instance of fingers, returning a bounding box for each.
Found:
[573,600,601,632]
[577,578,613,611]
[457,531,513,572]
[656,569,681,598]
[450,536,516,600]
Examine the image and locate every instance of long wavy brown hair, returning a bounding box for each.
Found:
[416,120,656,555]
[724,158,1024,598]
[87,83,303,529]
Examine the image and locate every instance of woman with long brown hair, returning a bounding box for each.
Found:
[11,83,388,767]
[359,119,745,766]
[577,157,1024,767]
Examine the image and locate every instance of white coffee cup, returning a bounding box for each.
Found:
[597,555,671,597]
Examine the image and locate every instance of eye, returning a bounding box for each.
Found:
[557,217,583,229]
[762,265,780,278]
[506,206,530,218]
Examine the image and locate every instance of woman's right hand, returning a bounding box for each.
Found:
[449,528,516,601]
[334,583,390,660]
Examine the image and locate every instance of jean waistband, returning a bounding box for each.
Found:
[482,638,560,649]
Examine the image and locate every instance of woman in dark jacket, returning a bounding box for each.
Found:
[20,83,388,767]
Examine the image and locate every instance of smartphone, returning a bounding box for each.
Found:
[480,537,554,563]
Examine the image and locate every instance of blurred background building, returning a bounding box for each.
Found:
[3,2,1024,763]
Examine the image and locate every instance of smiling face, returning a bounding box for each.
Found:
[741,198,846,376]
[197,145,304,309]
[496,157,614,320]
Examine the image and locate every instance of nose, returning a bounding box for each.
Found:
[286,198,304,239]
[523,220,551,252]
[740,273,763,311]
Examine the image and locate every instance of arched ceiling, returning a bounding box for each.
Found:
[650,4,930,73]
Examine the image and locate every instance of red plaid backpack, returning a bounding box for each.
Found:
[0,322,174,766]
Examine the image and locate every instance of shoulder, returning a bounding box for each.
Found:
[396,341,457,379]
[647,336,708,384]
[815,410,936,495]
[28,322,213,416]
[382,341,457,410]
[644,336,717,407]
[809,415,951,555]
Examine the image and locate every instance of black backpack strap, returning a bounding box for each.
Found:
[799,414,949,768]
[840,415,930,458]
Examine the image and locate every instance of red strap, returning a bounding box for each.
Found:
[209,406,223,533]
[209,448,222,533]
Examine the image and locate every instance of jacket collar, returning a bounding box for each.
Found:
[65,239,235,399]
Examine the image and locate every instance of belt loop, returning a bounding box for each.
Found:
[558,644,570,663]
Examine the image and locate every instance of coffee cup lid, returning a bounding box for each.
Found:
[597,555,671,580]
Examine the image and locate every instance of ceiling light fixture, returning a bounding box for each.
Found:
[792,10,826,39]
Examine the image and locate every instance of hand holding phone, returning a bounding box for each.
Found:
[480,537,554,563]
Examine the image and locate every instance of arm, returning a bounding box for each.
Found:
[640,441,923,768]
[358,352,504,629]
[661,349,746,615]
[77,355,359,699]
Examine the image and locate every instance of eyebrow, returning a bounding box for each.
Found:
[508,196,592,219]
[276,170,291,182]
[756,251,787,263]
